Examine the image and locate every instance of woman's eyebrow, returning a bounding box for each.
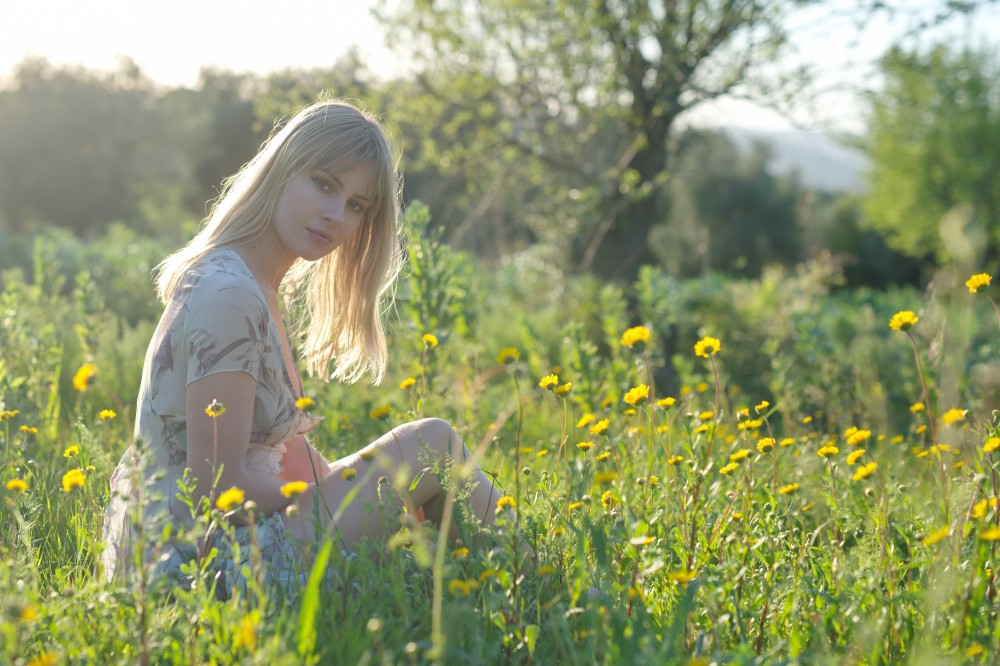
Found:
[326,173,371,201]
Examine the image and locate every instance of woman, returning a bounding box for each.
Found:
[100,99,502,596]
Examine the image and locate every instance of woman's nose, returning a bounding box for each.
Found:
[323,196,346,222]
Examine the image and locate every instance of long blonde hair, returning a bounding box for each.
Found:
[155,99,403,384]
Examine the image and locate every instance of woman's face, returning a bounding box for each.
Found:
[269,162,374,263]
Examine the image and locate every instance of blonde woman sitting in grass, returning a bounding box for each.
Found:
[100,99,503,598]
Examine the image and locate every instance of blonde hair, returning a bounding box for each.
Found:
[155,99,403,384]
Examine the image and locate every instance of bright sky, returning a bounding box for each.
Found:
[2,0,998,135]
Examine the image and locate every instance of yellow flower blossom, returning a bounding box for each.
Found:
[844,427,871,446]
[779,438,795,447]
[236,613,257,651]
[667,455,684,465]
[778,483,799,495]
[496,496,516,511]
[754,400,770,414]
[280,481,308,497]
[449,579,471,596]
[648,475,660,485]
[915,424,927,434]
[979,526,1000,541]
[205,399,227,417]
[98,409,117,421]
[697,410,714,421]
[756,437,775,453]
[921,526,949,547]
[20,425,38,434]
[595,451,611,462]
[422,333,438,348]
[569,500,585,510]
[576,413,596,428]
[941,408,967,426]
[554,382,573,396]
[738,418,764,431]
[538,564,557,575]
[6,478,28,493]
[694,336,722,358]
[719,462,739,475]
[295,396,316,411]
[72,363,97,391]
[851,461,878,481]
[576,441,594,451]
[888,310,918,331]
[623,384,650,406]
[846,449,866,465]
[966,644,986,657]
[620,325,651,348]
[985,437,1000,453]
[909,402,925,413]
[589,418,610,435]
[216,486,245,511]
[341,468,357,481]
[369,405,392,420]
[696,382,710,393]
[452,547,469,558]
[593,471,617,485]
[965,272,992,294]
[399,377,416,390]
[63,445,80,458]
[667,570,696,584]
[496,347,520,364]
[802,415,813,424]
[535,449,549,457]
[656,396,676,408]
[62,469,86,492]
[539,374,559,390]
[600,489,617,508]
[27,652,57,666]
[729,449,750,462]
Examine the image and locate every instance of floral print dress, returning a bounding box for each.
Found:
[100,247,321,597]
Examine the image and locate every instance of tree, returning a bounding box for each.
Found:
[379,0,991,278]
[864,45,1000,268]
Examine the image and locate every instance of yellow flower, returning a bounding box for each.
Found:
[20,425,38,434]
[888,310,918,331]
[778,483,800,495]
[623,384,650,406]
[966,644,985,657]
[422,333,438,348]
[667,455,684,465]
[496,496,516,511]
[719,462,739,475]
[72,363,97,391]
[98,409,117,421]
[236,613,257,651]
[538,564,557,576]
[576,413,595,428]
[554,382,573,396]
[479,568,498,582]
[738,418,763,431]
[984,437,1000,453]
[19,604,38,622]
[399,377,416,390]
[966,272,992,294]
[536,449,549,457]
[696,382,710,393]
[62,469,85,492]
[295,396,316,411]
[979,526,1000,541]
[539,374,559,390]
[369,405,392,420]
[600,489,616,508]
[754,400,770,414]
[496,347,520,364]
[280,481,308,497]
[569,500,585,510]
[972,498,998,518]
[63,444,80,458]
[802,416,813,424]
[846,449,866,466]
[341,468,357,481]
[648,475,660,485]
[594,471,617,485]
[0,409,20,422]
[694,336,722,358]
[448,579,470,596]
[205,399,227,417]
[921,526,949,547]
[844,427,871,446]
[595,451,611,462]
[851,461,878,481]
[6,478,28,493]
[756,437,775,453]
[576,441,594,451]
[452,546,469,558]
[620,325,651,348]
[216,486,245,511]
[27,652,58,666]
[779,438,795,447]
[941,408,967,426]
[655,396,676,408]
[891,435,905,444]
[729,449,750,462]
[589,418,610,435]
[667,570,696,584]
[909,402,925,413]
[914,424,927,434]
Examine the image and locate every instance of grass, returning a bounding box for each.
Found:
[1,226,999,664]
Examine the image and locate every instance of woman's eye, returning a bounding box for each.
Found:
[312,177,331,192]
[349,200,366,213]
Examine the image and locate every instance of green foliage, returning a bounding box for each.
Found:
[865,44,1000,267]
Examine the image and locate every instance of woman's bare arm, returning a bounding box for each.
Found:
[279,436,333,483]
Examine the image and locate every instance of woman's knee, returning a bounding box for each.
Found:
[407,418,460,457]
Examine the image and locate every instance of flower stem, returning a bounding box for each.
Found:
[906,331,937,444]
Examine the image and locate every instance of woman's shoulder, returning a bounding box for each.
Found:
[183,248,266,313]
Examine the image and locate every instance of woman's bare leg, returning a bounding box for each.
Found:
[286,418,500,550]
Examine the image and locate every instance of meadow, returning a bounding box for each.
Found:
[1,207,999,664]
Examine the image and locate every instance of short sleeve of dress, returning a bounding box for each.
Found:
[185,278,269,385]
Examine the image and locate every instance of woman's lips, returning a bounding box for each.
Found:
[307,229,332,244]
